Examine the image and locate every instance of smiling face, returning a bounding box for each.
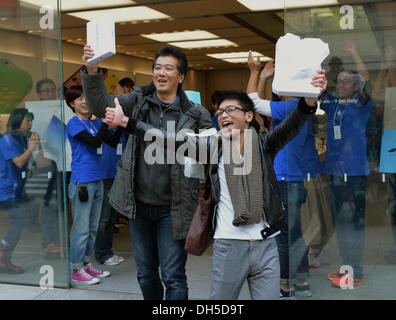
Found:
[336,71,359,99]
[153,55,184,97]
[217,99,253,139]
[19,114,33,132]
[70,94,89,118]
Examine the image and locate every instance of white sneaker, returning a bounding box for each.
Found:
[113,255,125,263]
[72,267,100,285]
[104,256,121,266]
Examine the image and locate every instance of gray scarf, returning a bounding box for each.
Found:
[223,128,264,226]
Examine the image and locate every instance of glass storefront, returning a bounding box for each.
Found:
[1,0,395,299]
[284,1,396,299]
[0,0,69,288]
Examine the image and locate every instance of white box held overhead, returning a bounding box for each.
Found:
[86,13,116,64]
[272,33,330,98]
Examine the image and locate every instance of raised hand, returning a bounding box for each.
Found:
[82,44,99,74]
[305,70,327,106]
[247,50,262,73]
[260,60,274,79]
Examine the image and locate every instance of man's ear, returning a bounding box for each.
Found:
[178,73,185,85]
[245,111,254,125]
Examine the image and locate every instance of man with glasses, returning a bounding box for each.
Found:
[82,45,213,300]
[104,68,327,299]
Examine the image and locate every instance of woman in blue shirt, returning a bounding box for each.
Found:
[65,86,121,285]
[0,109,40,274]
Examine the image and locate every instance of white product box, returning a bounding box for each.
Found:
[272,33,330,98]
[87,13,116,64]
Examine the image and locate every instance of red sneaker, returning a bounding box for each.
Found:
[327,271,344,281]
[331,275,362,287]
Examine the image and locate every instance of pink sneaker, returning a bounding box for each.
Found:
[84,263,110,279]
[72,268,100,285]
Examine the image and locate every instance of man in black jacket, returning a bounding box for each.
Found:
[105,70,327,299]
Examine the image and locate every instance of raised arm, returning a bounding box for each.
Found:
[342,39,369,82]
[258,60,274,99]
[81,44,137,119]
[246,50,262,95]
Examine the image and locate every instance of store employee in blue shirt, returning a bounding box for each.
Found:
[320,70,372,287]
[65,85,122,285]
[94,130,127,266]
[0,109,40,274]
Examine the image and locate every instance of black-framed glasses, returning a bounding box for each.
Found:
[215,105,245,117]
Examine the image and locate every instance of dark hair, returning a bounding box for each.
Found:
[211,90,223,106]
[217,90,260,133]
[6,108,34,133]
[118,77,135,88]
[153,46,188,81]
[36,78,56,93]
[65,85,83,112]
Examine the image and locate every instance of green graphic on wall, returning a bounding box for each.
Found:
[0,58,33,114]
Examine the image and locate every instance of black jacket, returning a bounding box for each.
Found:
[209,98,317,239]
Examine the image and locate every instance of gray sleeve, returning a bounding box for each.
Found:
[81,68,137,118]
[196,104,214,130]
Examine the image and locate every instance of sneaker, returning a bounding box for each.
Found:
[327,271,345,281]
[104,256,120,266]
[295,281,313,297]
[280,287,297,300]
[72,268,100,285]
[43,244,60,254]
[113,255,125,263]
[331,275,362,288]
[84,263,110,279]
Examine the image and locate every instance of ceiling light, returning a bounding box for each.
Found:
[207,51,263,59]
[142,30,219,42]
[20,0,135,11]
[169,39,237,49]
[223,57,273,64]
[69,7,169,23]
[236,0,339,11]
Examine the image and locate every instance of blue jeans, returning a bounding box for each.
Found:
[0,198,30,253]
[129,201,188,300]
[276,181,309,284]
[328,175,367,278]
[95,179,117,263]
[68,181,103,270]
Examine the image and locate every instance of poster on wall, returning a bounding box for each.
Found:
[25,100,74,171]
[379,87,396,173]
[63,66,118,94]
[0,58,32,114]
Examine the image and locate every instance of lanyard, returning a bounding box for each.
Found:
[332,103,345,127]
[78,118,98,135]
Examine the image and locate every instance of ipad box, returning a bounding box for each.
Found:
[87,13,116,64]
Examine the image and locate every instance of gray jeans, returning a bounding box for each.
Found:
[210,237,280,300]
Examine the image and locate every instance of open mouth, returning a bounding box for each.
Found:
[157,79,167,84]
[221,121,233,130]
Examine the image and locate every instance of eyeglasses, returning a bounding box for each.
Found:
[215,105,245,117]
[39,88,57,94]
[335,78,354,85]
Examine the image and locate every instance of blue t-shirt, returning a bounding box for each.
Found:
[271,100,322,182]
[0,135,28,201]
[321,93,373,176]
[101,129,128,180]
[66,116,103,184]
